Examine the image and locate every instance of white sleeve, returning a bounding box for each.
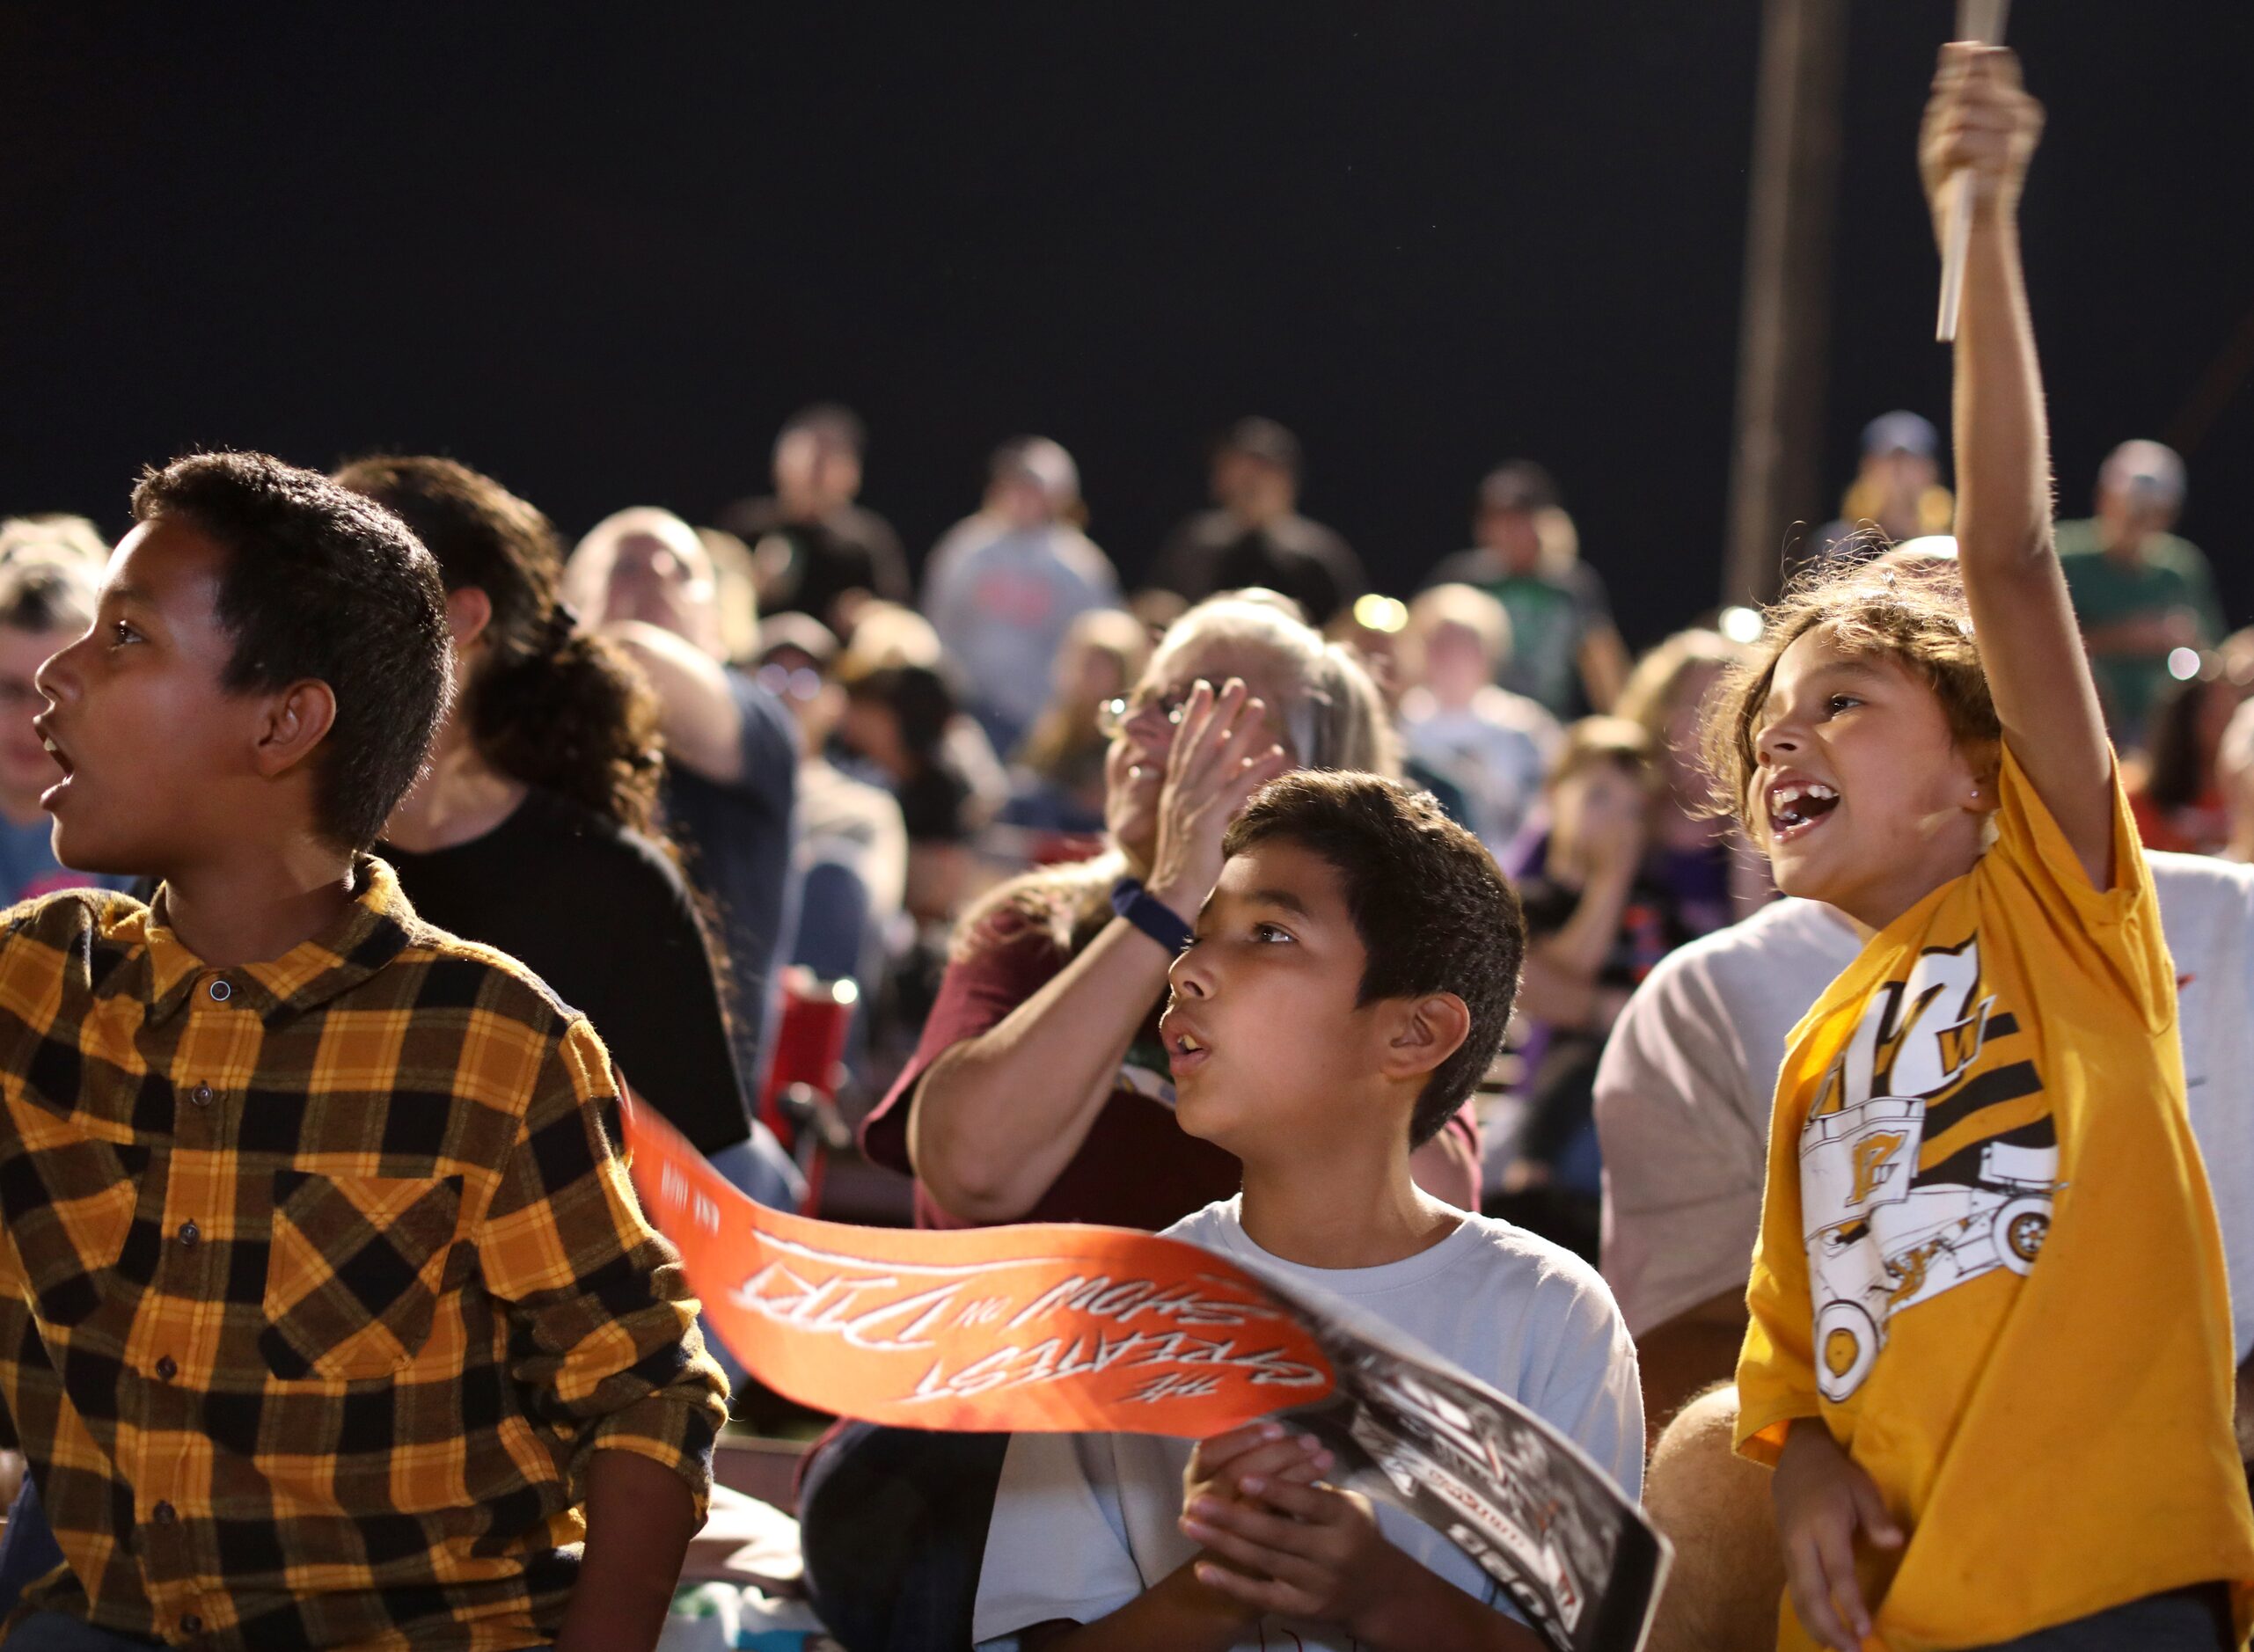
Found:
[2161,859,2254,1362]
[1519,1265,1646,1501]
[1592,947,1768,1337]
[973,1431,1147,1645]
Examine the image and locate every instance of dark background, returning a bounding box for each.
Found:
[4,3,2250,650]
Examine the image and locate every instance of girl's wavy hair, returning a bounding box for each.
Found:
[333,456,667,842]
[955,593,1401,959]
[1704,547,2000,824]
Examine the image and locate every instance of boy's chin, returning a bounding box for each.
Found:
[1171,1082,1243,1151]
[47,822,142,880]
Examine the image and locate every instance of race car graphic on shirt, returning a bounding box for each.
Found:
[1798,934,2062,1402]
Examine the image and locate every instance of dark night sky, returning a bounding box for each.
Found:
[5,3,2250,649]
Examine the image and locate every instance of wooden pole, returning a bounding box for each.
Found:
[1723,0,1848,608]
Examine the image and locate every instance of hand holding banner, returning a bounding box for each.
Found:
[624,1097,1668,1652]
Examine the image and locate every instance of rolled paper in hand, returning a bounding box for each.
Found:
[1936,0,2012,342]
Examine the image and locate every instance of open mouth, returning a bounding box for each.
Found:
[1159,1012,1213,1077]
[1767,779,1840,844]
[33,718,76,807]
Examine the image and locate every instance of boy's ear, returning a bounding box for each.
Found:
[445,585,494,652]
[250,678,338,781]
[1379,991,1473,1085]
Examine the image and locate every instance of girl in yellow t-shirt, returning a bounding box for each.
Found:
[1709,45,2254,1652]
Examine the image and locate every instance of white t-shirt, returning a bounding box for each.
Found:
[1401,689,1562,854]
[972,1195,1643,1652]
[1594,852,2254,1358]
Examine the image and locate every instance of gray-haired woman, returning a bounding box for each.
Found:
[859,593,1482,1230]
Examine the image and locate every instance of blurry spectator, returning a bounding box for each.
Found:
[1810,409,1954,559]
[696,524,765,662]
[719,402,911,633]
[837,598,1011,827]
[838,662,983,924]
[858,593,1482,1231]
[921,435,1121,753]
[1323,591,1482,832]
[756,613,907,999]
[1151,415,1365,627]
[1398,582,1561,854]
[567,507,800,1085]
[0,537,128,905]
[1505,719,1693,1255]
[2059,439,2225,748]
[2129,663,2249,854]
[1127,586,1189,636]
[0,513,109,570]
[1614,626,1760,935]
[337,458,800,1215]
[1425,460,1628,719]
[999,607,1153,838]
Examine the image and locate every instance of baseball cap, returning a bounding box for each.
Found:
[1861,410,1940,460]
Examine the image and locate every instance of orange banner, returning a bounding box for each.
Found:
[624,1097,1334,1436]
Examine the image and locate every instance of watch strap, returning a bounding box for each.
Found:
[1109,876,1193,955]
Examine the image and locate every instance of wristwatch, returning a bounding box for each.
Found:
[1109,875,1194,955]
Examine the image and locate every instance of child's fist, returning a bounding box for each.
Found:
[1919,43,2044,227]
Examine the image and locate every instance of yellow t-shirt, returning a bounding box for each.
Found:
[1735,745,2254,1650]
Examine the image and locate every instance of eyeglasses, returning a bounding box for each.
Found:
[1094,689,1192,740]
[756,663,825,704]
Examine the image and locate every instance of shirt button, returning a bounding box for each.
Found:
[152,1501,177,1524]
[207,978,231,1003]
[190,1083,213,1107]
[154,1356,178,1382]
[177,1221,200,1248]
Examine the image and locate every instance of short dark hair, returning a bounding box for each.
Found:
[1217,416,1302,480]
[1223,771,1523,1146]
[130,451,451,851]
[779,403,867,459]
[1476,460,1559,516]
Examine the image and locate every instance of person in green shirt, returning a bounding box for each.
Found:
[2056,438,2226,749]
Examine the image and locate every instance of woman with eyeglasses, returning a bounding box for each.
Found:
[856,593,1484,1232]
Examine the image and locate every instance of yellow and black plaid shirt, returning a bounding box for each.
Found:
[0,859,729,1650]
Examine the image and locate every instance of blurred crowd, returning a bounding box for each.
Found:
[0,402,2234,1265]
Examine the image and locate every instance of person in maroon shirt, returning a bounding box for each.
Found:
[858,592,1484,1232]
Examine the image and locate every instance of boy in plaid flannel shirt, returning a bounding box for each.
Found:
[0,453,728,1651]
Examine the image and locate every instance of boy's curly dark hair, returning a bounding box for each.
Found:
[334,456,666,842]
[1705,551,2000,823]
[131,451,451,851]
[1223,771,1523,1146]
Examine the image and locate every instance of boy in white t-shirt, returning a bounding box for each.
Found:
[974,771,1642,1652]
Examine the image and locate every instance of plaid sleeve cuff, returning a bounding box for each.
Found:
[578,1356,729,1522]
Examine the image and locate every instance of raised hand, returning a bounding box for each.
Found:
[1919,43,2045,230]
[1144,678,1291,922]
